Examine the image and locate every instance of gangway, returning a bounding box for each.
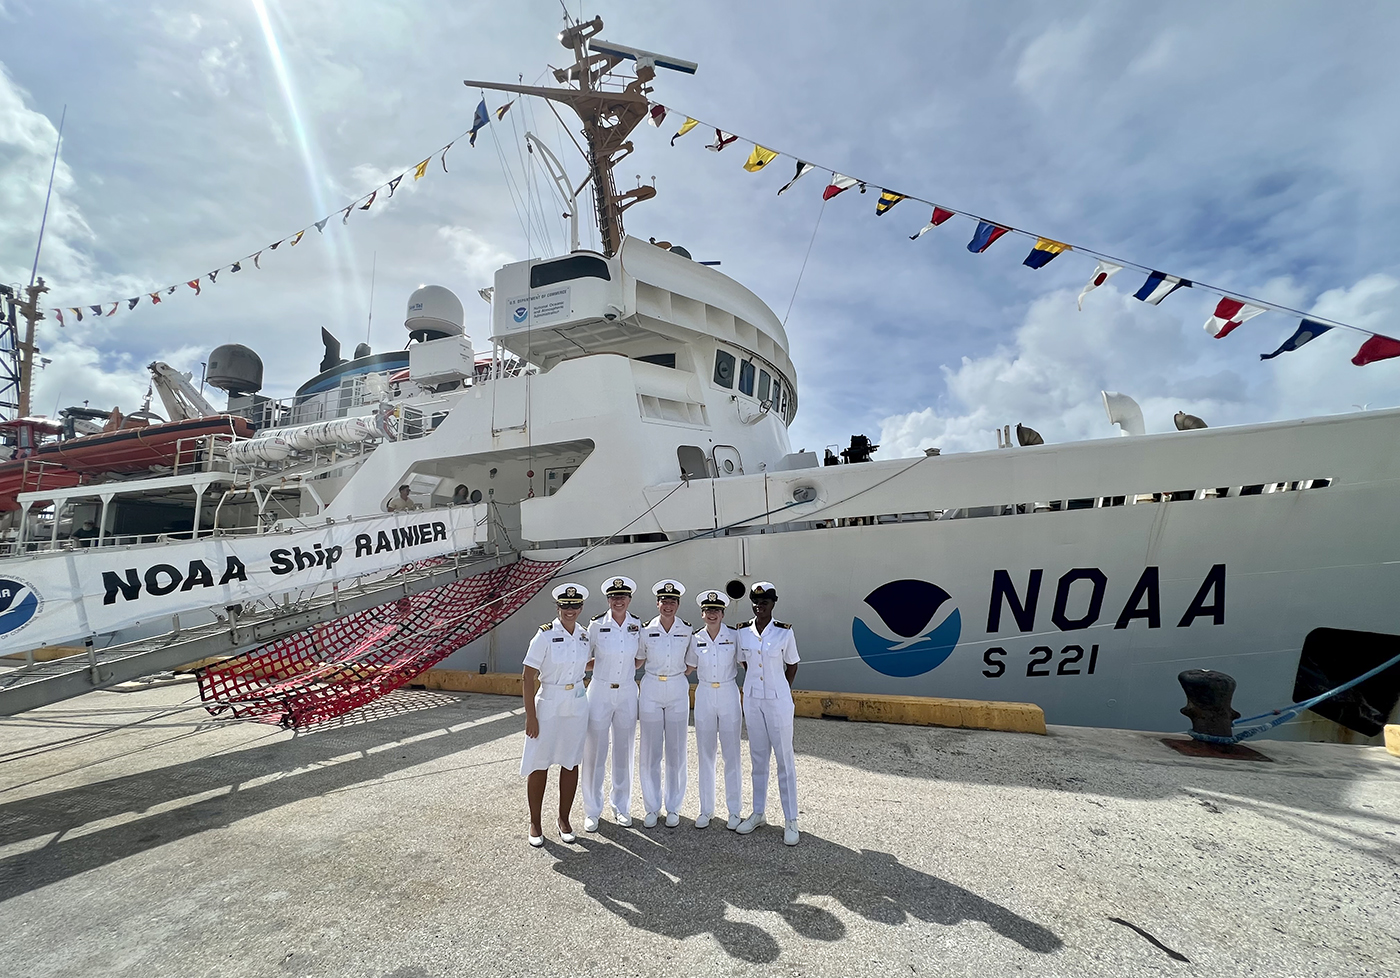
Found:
[0,552,565,723]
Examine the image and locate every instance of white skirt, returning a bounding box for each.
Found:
[520,685,588,775]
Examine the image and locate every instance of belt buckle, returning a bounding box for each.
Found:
[657,675,668,681]
[711,682,721,688]
[610,683,621,689]
[565,683,575,690]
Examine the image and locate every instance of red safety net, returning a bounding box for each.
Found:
[196,557,567,727]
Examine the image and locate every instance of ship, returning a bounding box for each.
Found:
[1,16,1396,742]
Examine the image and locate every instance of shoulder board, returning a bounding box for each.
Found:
[538,622,554,632]
[682,619,693,629]
[774,620,792,629]
[693,624,707,634]
[590,611,607,621]
[628,612,641,620]
[735,620,753,629]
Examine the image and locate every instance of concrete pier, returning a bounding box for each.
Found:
[1,681,1396,977]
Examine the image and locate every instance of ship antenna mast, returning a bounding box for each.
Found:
[464,16,696,257]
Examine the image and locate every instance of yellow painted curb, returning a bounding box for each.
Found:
[417,671,1045,735]
[792,689,1046,734]
[1,645,86,663]
[1385,724,1400,758]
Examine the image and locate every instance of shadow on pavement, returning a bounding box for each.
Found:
[548,823,1062,963]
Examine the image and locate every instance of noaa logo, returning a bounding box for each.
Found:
[851,579,961,678]
[0,577,41,639]
[513,306,529,323]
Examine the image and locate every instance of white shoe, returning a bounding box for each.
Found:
[583,817,600,833]
[665,812,680,827]
[784,819,800,846]
[558,820,576,844]
[736,812,766,835]
[528,832,544,848]
[643,811,659,828]
[615,812,633,827]
[695,813,711,829]
[726,814,742,831]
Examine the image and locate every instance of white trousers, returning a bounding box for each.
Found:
[581,681,638,819]
[744,693,798,822]
[694,682,743,818]
[638,676,689,816]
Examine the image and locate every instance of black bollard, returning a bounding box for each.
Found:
[1178,669,1241,738]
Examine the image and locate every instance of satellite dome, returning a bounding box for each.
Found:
[206,344,264,394]
[405,285,465,342]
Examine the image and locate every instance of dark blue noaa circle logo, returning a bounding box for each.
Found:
[513,305,529,323]
[0,577,41,639]
[852,579,962,678]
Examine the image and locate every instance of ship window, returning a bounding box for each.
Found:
[772,379,782,411]
[636,353,676,369]
[529,255,611,288]
[713,349,736,388]
[757,370,771,403]
[738,361,756,396]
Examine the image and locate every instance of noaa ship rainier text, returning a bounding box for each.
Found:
[0,17,1396,742]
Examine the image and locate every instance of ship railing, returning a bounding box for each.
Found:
[172,433,239,475]
[0,520,277,557]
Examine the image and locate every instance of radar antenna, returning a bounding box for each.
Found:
[464,16,697,257]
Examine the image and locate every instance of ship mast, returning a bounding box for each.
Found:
[464,16,695,257]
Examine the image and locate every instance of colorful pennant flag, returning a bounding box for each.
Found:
[777,161,814,195]
[208,270,219,284]
[413,159,430,181]
[743,145,778,172]
[441,142,454,172]
[360,191,377,211]
[167,285,177,294]
[252,251,263,269]
[875,191,906,216]
[468,99,489,147]
[387,174,404,197]
[1260,320,1332,360]
[88,305,102,317]
[496,101,515,121]
[71,307,83,322]
[1133,271,1191,305]
[269,239,283,251]
[149,292,161,304]
[342,205,353,225]
[106,302,118,316]
[188,279,202,296]
[314,218,329,233]
[1077,261,1123,309]
[1351,333,1400,366]
[823,174,859,200]
[1023,237,1069,269]
[967,221,1010,253]
[910,207,956,239]
[290,230,305,246]
[127,297,140,310]
[647,104,666,127]
[671,118,699,146]
[230,261,241,273]
[54,308,64,327]
[706,130,738,152]
[1203,297,1266,338]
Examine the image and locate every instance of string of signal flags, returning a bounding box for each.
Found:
[45,100,499,330]
[651,103,1400,368]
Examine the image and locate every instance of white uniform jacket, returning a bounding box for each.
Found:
[686,623,740,688]
[639,617,693,686]
[736,619,800,700]
[520,617,591,774]
[587,611,642,687]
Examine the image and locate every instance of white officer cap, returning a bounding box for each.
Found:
[551,582,589,606]
[749,581,778,601]
[696,589,729,609]
[652,579,685,599]
[601,575,636,597]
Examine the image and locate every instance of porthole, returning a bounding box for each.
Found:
[726,579,747,599]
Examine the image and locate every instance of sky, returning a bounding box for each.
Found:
[0,0,1398,458]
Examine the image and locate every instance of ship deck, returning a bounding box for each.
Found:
[1,681,1396,977]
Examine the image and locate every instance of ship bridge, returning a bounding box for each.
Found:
[491,236,798,426]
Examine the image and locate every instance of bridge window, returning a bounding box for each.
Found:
[738,360,755,396]
[713,349,736,388]
[636,353,676,368]
[758,369,771,403]
[529,254,611,288]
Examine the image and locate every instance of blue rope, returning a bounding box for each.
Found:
[1188,648,1400,745]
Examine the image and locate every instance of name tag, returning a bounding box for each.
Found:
[648,632,661,638]
[552,636,564,643]
[599,627,611,632]
[697,642,708,648]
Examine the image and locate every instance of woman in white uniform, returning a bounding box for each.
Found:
[735,581,802,846]
[521,582,592,847]
[636,579,693,827]
[687,589,743,830]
